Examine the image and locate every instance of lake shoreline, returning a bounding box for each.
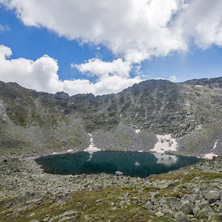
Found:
[18,149,205,162]
[35,151,200,178]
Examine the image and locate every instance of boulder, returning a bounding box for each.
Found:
[174,211,188,221]
[206,190,221,204]
[194,206,214,219]
[166,197,180,210]
[115,171,123,176]
[193,206,200,217]
[179,200,194,215]
[165,209,175,218]
[155,211,164,217]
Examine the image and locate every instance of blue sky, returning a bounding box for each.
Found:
[0,5,103,81]
[0,0,222,95]
[143,46,222,81]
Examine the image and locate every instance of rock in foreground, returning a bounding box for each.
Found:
[0,156,222,221]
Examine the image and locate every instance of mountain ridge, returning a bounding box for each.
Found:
[0,77,222,158]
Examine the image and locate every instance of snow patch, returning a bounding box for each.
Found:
[213,140,218,149]
[84,136,101,153]
[135,129,141,134]
[151,134,178,154]
[203,153,218,159]
[84,134,101,161]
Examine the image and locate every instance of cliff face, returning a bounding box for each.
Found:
[0,77,222,157]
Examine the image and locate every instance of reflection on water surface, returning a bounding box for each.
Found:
[36,151,200,178]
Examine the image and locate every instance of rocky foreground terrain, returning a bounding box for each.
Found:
[0,77,222,221]
[0,156,222,221]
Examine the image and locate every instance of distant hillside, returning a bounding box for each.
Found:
[0,77,222,157]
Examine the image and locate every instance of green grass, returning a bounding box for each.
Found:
[71,187,173,221]
[149,169,222,186]
[201,172,222,180]
[0,197,74,222]
[0,187,174,222]
[1,168,222,221]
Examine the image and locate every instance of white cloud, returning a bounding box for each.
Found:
[72,58,132,78]
[174,0,222,48]
[0,0,222,63]
[169,75,178,82]
[0,45,62,93]
[93,75,141,95]
[0,45,141,95]
[0,0,186,63]
[2,0,222,61]
[0,44,12,58]
[0,24,10,32]
[155,77,166,80]
[1,0,222,94]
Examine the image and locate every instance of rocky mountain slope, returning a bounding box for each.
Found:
[1,77,222,222]
[0,77,222,158]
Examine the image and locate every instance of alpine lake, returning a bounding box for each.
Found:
[35,151,200,178]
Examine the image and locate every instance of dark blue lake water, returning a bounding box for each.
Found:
[35,151,200,178]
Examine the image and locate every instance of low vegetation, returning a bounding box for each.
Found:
[1,158,222,221]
